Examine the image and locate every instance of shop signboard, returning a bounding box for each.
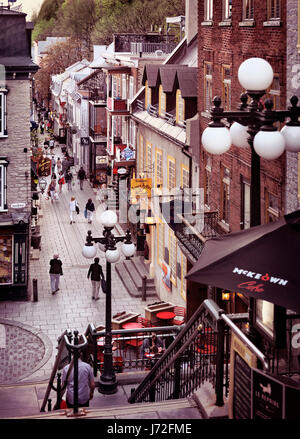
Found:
[81,137,89,146]
[37,157,51,177]
[252,368,300,419]
[228,334,257,419]
[96,155,108,165]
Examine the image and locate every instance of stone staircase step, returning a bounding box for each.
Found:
[131,256,151,277]
[115,262,158,298]
[14,397,201,419]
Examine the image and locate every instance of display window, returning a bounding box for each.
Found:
[0,235,13,284]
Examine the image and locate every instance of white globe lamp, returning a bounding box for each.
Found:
[238,58,274,91]
[202,126,232,155]
[82,243,97,259]
[121,241,136,258]
[229,122,249,148]
[105,248,120,263]
[281,125,300,152]
[100,210,118,228]
[253,130,285,160]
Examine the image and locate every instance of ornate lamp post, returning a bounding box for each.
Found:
[38,177,47,194]
[82,210,135,394]
[201,57,300,332]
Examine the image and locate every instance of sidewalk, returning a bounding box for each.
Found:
[0,142,158,385]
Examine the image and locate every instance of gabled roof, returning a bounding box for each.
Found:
[176,67,197,98]
[142,64,160,87]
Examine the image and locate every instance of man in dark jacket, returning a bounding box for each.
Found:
[87,257,104,300]
[77,166,86,190]
[49,254,63,294]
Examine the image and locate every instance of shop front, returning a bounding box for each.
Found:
[90,142,109,188]
[0,216,30,299]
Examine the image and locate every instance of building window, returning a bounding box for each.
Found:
[204,62,213,112]
[159,85,166,117]
[129,76,134,100]
[146,141,153,177]
[176,89,185,126]
[145,80,151,108]
[265,189,280,223]
[122,74,127,99]
[223,0,232,20]
[267,74,280,110]
[157,222,165,267]
[204,156,212,207]
[243,0,254,20]
[204,0,213,21]
[155,148,163,188]
[129,119,136,147]
[168,156,176,191]
[169,229,177,286]
[241,177,250,229]
[267,0,280,19]
[181,253,187,301]
[181,165,189,189]
[0,160,8,211]
[222,65,231,111]
[0,89,8,136]
[0,235,13,284]
[220,166,230,224]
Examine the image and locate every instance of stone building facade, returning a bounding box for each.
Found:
[0,7,38,299]
[198,0,287,232]
[285,0,300,213]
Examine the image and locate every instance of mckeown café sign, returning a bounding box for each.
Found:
[233,267,288,293]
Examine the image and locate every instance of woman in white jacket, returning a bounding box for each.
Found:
[69,196,78,224]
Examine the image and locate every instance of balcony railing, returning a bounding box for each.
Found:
[131,42,177,55]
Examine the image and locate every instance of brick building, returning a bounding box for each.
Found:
[198,0,287,232]
[0,7,38,299]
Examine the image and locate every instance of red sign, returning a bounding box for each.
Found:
[37,157,51,177]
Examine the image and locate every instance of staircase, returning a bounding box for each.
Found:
[115,256,158,299]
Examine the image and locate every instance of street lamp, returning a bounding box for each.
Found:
[82,209,135,394]
[201,57,300,333]
[38,177,47,194]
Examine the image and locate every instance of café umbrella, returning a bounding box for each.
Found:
[185,210,300,313]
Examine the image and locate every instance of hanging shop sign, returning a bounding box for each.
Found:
[37,157,51,177]
[81,137,89,146]
[96,155,108,165]
[130,178,152,199]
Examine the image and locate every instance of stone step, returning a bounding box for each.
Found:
[15,397,201,420]
[115,262,158,298]
[132,256,151,277]
[123,260,155,291]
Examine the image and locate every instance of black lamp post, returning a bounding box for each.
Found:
[202,57,300,334]
[82,210,135,394]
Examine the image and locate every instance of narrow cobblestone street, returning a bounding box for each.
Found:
[0,143,156,384]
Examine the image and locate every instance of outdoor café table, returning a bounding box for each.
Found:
[122,322,143,348]
[156,311,176,326]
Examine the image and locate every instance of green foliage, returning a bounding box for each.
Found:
[33,0,185,46]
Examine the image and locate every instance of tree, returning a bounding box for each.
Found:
[34,39,86,107]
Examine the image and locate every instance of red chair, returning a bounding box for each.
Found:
[136,316,152,327]
[173,306,186,325]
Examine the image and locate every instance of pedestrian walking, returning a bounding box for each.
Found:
[85,198,95,224]
[69,196,78,224]
[48,178,56,203]
[62,157,70,175]
[40,122,44,135]
[58,171,65,193]
[56,157,62,173]
[51,156,56,174]
[49,254,63,294]
[87,257,104,300]
[62,352,95,408]
[44,138,49,152]
[49,138,55,152]
[65,170,73,191]
[77,166,86,190]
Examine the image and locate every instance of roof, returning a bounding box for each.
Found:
[142,64,160,87]
[176,68,197,98]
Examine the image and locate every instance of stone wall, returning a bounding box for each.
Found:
[285,0,300,213]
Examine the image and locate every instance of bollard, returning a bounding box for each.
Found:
[33,278,38,302]
[142,275,147,302]
[47,398,52,412]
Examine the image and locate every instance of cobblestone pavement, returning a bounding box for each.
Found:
[0,143,157,384]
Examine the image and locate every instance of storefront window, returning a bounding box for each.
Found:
[0,235,13,284]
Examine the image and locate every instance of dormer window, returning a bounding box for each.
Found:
[176,89,185,126]
[159,85,166,117]
[145,80,151,108]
